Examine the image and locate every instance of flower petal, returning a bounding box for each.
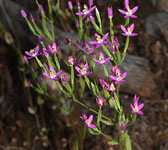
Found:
[88,124,96,128]
[132,6,138,14]
[130,24,134,33]
[120,25,127,33]
[138,103,144,110]
[88,115,93,122]
[118,9,126,15]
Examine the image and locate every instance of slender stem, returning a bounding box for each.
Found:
[100,132,113,141]
[72,95,111,122]
[120,36,129,64]
[102,44,112,58]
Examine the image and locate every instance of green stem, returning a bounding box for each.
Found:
[120,36,129,64]
[102,44,113,59]
[35,56,47,72]
[72,95,111,122]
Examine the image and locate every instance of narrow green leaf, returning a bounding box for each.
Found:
[125,135,132,150]
[71,66,74,90]
[28,107,36,115]
[108,140,119,145]
[37,96,44,105]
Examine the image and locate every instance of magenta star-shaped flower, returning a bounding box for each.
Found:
[109,68,127,84]
[96,97,105,107]
[105,82,116,93]
[83,44,96,55]
[67,56,75,66]
[93,52,112,65]
[43,66,62,80]
[25,45,40,59]
[118,0,138,18]
[80,114,96,128]
[120,24,137,36]
[89,33,109,48]
[131,95,144,115]
[76,4,96,20]
[75,62,92,76]
[48,42,60,54]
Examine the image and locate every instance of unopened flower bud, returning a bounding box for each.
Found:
[30,14,34,22]
[20,9,27,17]
[108,7,113,19]
[40,5,44,13]
[68,1,73,10]
[89,15,95,22]
[24,56,29,64]
[88,0,93,6]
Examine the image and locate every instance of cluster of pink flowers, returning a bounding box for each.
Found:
[118,0,138,36]
[23,0,144,131]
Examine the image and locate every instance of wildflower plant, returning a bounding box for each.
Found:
[21,0,144,149]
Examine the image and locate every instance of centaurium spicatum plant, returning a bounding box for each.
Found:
[21,0,143,149]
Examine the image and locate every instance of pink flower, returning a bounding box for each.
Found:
[75,62,92,76]
[48,42,60,54]
[68,1,73,10]
[120,24,137,36]
[99,78,107,87]
[24,56,29,64]
[119,120,126,132]
[131,95,144,115]
[108,7,113,19]
[76,4,96,20]
[93,52,112,65]
[88,0,93,6]
[43,66,62,80]
[25,45,39,59]
[30,14,34,22]
[67,56,75,66]
[40,5,44,13]
[80,114,96,128]
[43,48,50,57]
[109,68,127,84]
[96,97,105,107]
[83,44,96,55]
[80,114,87,120]
[20,9,27,17]
[111,65,118,74]
[89,33,109,48]
[105,82,116,93]
[118,0,138,18]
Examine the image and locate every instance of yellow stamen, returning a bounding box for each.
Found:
[81,68,86,74]
[99,100,103,105]
[110,83,114,89]
[96,35,102,42]
[134,106,139,111]
[99,56,104,61]
[30,49,35,53]
[127,27,131,33]
[52,46,56,53]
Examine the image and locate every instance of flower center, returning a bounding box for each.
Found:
[52,46,56,53]
[126,8,132,16]
[50,71,56,79]
[110,83,115,90]
[96,36,102,43]
[81,68,86,74]
[83,6,89,14]
[126,27,131,35]
[87,48,91,53]
[117,76,122,81]
[134,106,139,112]
[99,100,103,105]
[69,58,74,64]
[30,49,35,53]
[85,119,90,126]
